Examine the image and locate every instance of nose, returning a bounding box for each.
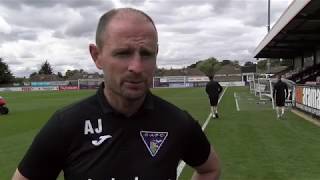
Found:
[128,54,144,74]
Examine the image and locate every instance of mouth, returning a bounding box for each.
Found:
[124,80,145,89]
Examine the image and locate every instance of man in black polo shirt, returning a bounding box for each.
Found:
[205,76,223,118]
[273,75,288,119]
[13,8,220,180]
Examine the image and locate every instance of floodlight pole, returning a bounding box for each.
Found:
[267,0,271,74]
[267,0,270,32]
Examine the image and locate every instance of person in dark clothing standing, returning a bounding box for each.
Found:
[206,76,223,118]
[273,75,288,119]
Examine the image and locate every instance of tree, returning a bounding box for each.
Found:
[29,72,38,78]
[0,58,14,84]
[244,61,254,66]
[196,57,221,77]
[65,69,80,79]
[57,72,63,79]
[38,60,53,75]
[187,60,203,69]
[221,60,232,66]
[64,69,88,79]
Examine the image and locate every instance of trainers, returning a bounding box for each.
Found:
[212,113,216,118]
[215,113,219,118]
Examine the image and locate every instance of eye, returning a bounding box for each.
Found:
[113,50,131,58]
[140,50,156,59]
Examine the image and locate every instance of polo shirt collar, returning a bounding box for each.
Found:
[96,83,154,115]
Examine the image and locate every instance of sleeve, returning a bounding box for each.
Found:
[181,114,211,167]
[205,83,209,95]
[18,111,67,180]
[218,83,223,94]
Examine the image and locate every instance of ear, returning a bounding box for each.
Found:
[89,44,103,69]
[156,43,159,55]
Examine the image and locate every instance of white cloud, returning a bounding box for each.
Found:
[0,0,294,77]
[0,16,11,33]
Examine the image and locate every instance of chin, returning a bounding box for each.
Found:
[123,90,147,101]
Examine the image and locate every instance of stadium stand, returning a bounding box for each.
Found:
[253,0,320,119]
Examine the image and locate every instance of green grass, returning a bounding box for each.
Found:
[181,87,320,180]
[1,87,320,180]
[0,90,95,179]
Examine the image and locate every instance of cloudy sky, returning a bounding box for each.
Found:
[0,0,293,77]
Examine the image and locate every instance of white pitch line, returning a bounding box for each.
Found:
[234,92,240,111]
[177,87,228,179]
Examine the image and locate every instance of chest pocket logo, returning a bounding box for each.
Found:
[84,118,112,146]
[140,131,168,157]
[92,135,112,146]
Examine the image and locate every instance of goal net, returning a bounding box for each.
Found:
[254,78,275,109]
[249,80,256,94]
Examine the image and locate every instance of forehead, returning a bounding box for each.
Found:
[112,11,152,25]
[104,12,157,42]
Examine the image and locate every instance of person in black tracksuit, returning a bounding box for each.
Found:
[273,75,288,119]
[206,76,223,118]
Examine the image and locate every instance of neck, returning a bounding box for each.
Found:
[104,88,145,117]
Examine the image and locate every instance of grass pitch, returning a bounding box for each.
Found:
[1,87,320,180]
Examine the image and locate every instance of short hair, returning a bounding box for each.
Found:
[95,8,158,49]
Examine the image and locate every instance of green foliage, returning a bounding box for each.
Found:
[196,57,221,77]
[0,58,14,84]
[65,69,86,79]
[187,60,203,69]
[244,61,254,66]
[38,60,53,75]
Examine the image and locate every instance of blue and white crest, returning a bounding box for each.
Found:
[140,131,168,157]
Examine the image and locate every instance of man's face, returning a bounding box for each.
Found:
[92,14,158,101]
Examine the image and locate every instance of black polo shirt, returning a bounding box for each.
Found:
[18,84,211,180]
[205,80,222,98]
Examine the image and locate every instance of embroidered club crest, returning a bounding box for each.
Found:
[140,131,168,157]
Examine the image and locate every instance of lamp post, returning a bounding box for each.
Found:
[267,0,271,74]
[267,0,270,32]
